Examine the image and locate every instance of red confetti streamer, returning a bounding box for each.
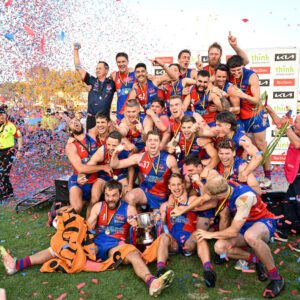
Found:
[117,294,123,299]
[24,25,35,37]
[242,269,255,273]
[5,0,12,7]
[76,282,86,290]
[55,293,67,300]
[279,260,284,266]
[91,278,98,284]
[192,273,199,278]
[284,220,292,225]
[218,288,232,294]
[274,248,281,254]
[242,18,249,23]
[41,35,45,54]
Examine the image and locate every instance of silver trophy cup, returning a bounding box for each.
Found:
[137,212,154,245]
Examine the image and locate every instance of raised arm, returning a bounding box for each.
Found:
[73,43,87,80]
[228,31,249,66]
[110,146,141,169]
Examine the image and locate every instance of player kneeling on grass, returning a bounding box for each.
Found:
[155,173,216,287]
[195,175,284,298]
[0,180,174,297]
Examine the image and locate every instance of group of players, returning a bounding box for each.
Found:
[1,33,285,298]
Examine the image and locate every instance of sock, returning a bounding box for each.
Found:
[146,274,156,287]
[156,261,166,270]
[264,170,272,180]
[15,257,31,271]
[247,253,259,263]
[203,261,213,270]
[268,266,282,280]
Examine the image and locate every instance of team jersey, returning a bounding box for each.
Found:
[226,181,274,221]
[72,134,98,183]
[188,86,216,124]
[159,80,185,115]
[203,65,215,76]
[96,135,107,148]
[115,71,135,120]
[138,151,171,199]
[126,121,145,152]
[169,111,193,137]
[134,80,159,112]
[166,200,197,238]
[180,68,194,79]
[98,144,130,181]
[229,67,260,120]
[217,156,246,181]
[95,201,130,244]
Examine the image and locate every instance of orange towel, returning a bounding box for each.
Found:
[40,210,96,273]
[142,235,162,264]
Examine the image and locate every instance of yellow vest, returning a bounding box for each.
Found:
[0,121,21,149]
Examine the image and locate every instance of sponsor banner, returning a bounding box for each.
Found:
[259,79,270,87]
[270,154,287,163]
[273,91,294,99]
[154,68,164,76]
[274,79,295,86]
[250,66,270,74]
[274,53,297,61]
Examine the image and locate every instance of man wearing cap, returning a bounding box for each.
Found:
[0,107,23,200]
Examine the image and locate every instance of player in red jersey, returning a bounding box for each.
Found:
[110,52,135,121]
[196,176,285,299]
[88,112,111,147]
[155,174,217,287]
[227,55,271,189]
[110,130,179,209]
[128,60,177,113]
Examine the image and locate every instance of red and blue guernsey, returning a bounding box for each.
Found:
[169,111,193,137]
[98,144,130,181]
[138,151,171,208]
[73,134,98,183]
[159,80,185,115]
[134,80,159,112]
[217,156,246,181]
[203,65,215,76]
[166,199,197,252]
[229,68,260,120]
[177,133,205,166]
[126,122,145,152]
[94,201,130,260]
[115,71,135,121]
[180,68,194,79]
[189,86,216,124]
[226,181,274,221]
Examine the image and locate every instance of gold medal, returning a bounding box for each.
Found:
[113,175,118,180]
[125,89,129,94]
[105,229,110,235]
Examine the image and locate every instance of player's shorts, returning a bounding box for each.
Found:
[68,174,92,201]
[171,231,194,256]
[197,208,215,219]
[241,110,270,133]
[240,218,277,240]
[95,236,120,261]
[142,189,167,209]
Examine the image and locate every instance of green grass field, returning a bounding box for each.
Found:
[0,204,299,300]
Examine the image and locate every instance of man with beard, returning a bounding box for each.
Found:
[213,64,241,117]
[115,99,145,153]
[216,137,261,195]
[227,55,271,189]
[66,118,108,216]
[202,32,249,78]
[155,174,217,287]
[110,130,179,209]
[110,52,135,121]
[74,43,116,130]
[81,131,134,204]
[184,70,222,126]
[0,107,23,200]
[158,63,196,116]
[195,175,284,298]
[0,180,174,297]
[88,112,111,147]
[128,61,177,114]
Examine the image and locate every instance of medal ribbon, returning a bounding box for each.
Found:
[148,152,161,176]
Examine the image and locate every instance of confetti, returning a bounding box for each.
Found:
[76,282,86,290]
[117,294,123,299]
[91,278,98,284]
[192,273,199,278]
[55,293,67,300]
